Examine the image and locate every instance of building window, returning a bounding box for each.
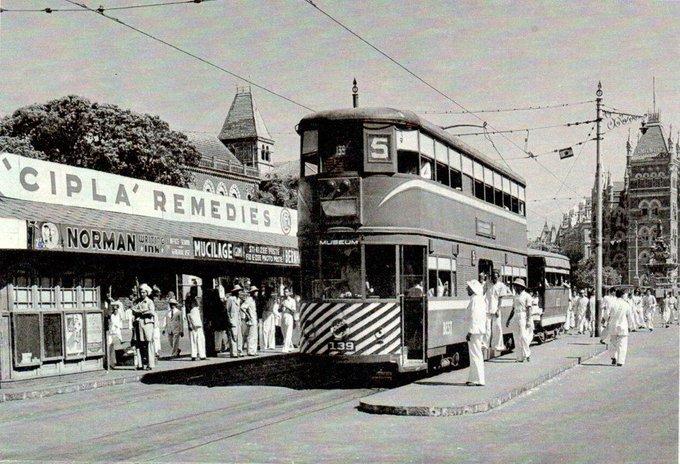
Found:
[203,179,215,193]
[217,182,227,196]
[229,184,241,199]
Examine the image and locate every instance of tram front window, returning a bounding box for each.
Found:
[318,245,362,299]
[365,245,396,298]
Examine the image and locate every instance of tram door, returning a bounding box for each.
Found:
[400,245,426,361]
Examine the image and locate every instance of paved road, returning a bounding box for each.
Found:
[0,326,677,463]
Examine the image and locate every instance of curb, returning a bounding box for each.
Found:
[358,346,607,417]
[0,353,299,403]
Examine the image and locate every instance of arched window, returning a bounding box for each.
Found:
[638,226,650,243]
[639,200,649,217]
[203,179,215,193]
[650,199,661,217]
[639,251,651,265]
[217,182,227,196]
[229,184,241,199]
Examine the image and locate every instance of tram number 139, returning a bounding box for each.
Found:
[328,341,355,352]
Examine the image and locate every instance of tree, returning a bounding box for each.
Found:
[253,174,298,209]
[573,255,622,290]
[0,95,200,187]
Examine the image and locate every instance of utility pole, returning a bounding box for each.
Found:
[635,220,639,285]
[595,82,603,337]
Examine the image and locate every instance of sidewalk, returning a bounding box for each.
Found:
[359,333,607,416]
[0,349,296,403]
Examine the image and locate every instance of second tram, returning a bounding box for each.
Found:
[296,107,529,373]
[527,248,572,342]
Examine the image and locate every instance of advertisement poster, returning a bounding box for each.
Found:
[64,313,84,358]
[85,313,104,357]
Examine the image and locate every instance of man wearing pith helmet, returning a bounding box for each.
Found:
[506,278,533,362]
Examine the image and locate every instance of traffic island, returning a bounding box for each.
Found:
[359,334,607,416]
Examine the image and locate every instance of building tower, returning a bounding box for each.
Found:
[218,86,275,179]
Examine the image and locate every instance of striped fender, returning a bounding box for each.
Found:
[299,301,402,356]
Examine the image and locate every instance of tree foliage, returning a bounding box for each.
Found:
[573,255,622,290]
[0,95,200,187]
[253,174,298,209]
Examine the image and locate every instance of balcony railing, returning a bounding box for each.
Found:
[197,157,260,178]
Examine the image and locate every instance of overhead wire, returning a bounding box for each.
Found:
[61,0,316,112]
[449,119,597,136]
[417,99,595,115]
[1,0,216,13]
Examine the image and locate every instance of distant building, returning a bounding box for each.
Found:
[554,197,592,260]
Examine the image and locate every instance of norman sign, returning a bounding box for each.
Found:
[0,152,297,236]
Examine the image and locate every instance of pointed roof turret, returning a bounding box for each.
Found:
[219,87,274,143]
[632,117,669,159]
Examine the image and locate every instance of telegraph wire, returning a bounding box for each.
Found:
[61,0,316,112]
[417,99,595,115]
[1,0,216,13]
[450,119,597,136]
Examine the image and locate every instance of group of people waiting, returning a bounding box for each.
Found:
[465,271,536,386]
[105,279,300,371]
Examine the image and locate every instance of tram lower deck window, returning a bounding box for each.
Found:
[319,245,362,299]
[365,245,396,298]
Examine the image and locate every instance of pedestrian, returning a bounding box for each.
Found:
[226,285,244,357]
[600,287,616,344]
[241,286,259,356]
[107,301,124,368]
[631,289,644,330]
[186,296,206,360]
[564,289,575,333]
[506,278,533,362]
[661,291,672,328]
[261,290,279,350]
[131,283,156,370]
[257,283,267,350]
[575,289,589,334]
[671,292,679,325]
[213,284,229,353]
[465,280,487,386]
[163,298,184,358]
[484,270,508,354]
[587,290,596,335]
[607,288,635,367]
[643,289,657,330]
[281,287,297,352]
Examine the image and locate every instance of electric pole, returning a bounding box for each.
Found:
[595,82,603,337]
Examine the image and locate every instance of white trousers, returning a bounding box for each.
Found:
[153,326,162,356]
[484,313,506,351]
[214,330,227,352]
[645,308,655,329]
[467,333,485,385]
[608,334,628,365]
[635,306,646,329]
[564,310,574,331]
[576,312,588,333]
[246,322,258,355]
[262,313,277,349]
[167,332,181,356]
[190,328,206,359]
[663,306,671,325]
[281,313,294,352]
[514,312,532,361]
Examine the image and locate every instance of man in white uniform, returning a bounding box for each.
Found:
[506,278,533,362]
[564,290,575,333]
[484,270,507,354]
[631,289,645,331]
[643,289,657,331]
[663,291,676,328]
[575,289,589,335]
[600,287,616,344]
[607,288,635,366]
[466,280,487,386]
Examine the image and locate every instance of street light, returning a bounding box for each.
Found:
[594,83,603,337]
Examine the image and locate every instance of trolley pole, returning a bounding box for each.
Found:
[594,82,603,337]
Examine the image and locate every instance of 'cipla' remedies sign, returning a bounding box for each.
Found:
[0,152,297,236]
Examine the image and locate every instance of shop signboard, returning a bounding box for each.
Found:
[193,238,300,265]
[85,312,104,357]
[64,313,85,359]
[0,152,297,236]
[31,221,192,259]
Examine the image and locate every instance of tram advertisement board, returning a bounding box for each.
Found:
[30,222,193,259]
[193,238,300,265]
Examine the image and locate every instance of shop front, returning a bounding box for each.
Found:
[0,152,299,383]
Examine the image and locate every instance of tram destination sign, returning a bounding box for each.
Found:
[193,238,300,265]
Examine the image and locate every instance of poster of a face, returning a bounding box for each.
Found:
[65,313,84,357]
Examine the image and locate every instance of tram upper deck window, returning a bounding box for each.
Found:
[365,245,396,298]
[396,129,420,175]
[301,130,319,177]
[518,184,526,216]
[317,244,362,299]
[318,124,363,174]
[473,162,485,201]
[461,155,474,196]
[502,176,512,210]
[510,182,520,213]
[449,149,462,190]
[435,141,449,186]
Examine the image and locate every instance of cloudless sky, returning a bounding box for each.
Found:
[1,0,678,237]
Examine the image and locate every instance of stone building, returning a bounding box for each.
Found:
[554,197,592,260]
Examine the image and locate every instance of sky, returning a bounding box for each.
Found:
[1,0,678,238]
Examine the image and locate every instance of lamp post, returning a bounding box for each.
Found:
[594,83,603,337]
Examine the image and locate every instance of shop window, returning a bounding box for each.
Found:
[436,162,449,186]
[450,168,462,190]
[365,245,396,298]
[397,150,420,175]
[318,244,362,299]
[401,245,424,296]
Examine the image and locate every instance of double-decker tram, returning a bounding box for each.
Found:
[527,248,572,342]
[296,107,528,373]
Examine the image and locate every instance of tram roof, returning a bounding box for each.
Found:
[527,247,570,262]
[298,107,525,185]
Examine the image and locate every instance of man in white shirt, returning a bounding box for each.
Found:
[600,287,617,344]
[631,289,645,330]
[607,288,635,366]
[662,291,676,328]
[506,278,533,362]
[484,270,508,354]
[643,289,658,331]
[466,280,487,386]
[575,289,589,334]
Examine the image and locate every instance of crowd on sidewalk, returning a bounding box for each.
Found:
[465,271,679,387]
[104,278,301,371]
